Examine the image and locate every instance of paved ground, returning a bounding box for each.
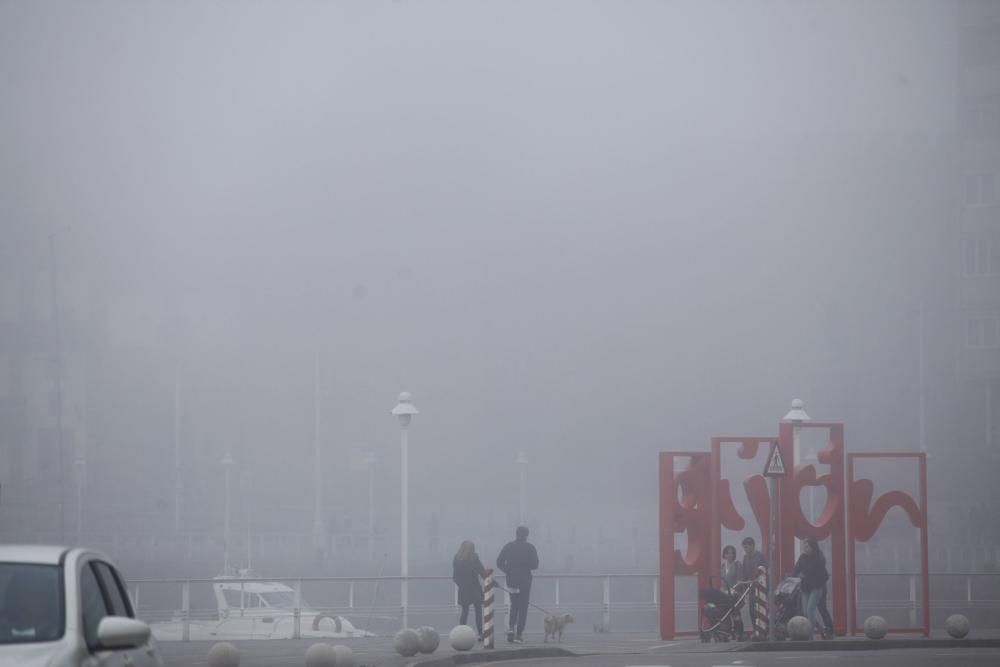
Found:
[488,648,1000,667]
[157,630,1000,666]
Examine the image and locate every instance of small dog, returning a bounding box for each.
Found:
[543,613,574,643]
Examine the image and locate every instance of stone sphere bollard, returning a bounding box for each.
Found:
[787,616,813,640]
[394,628,421,657]
[417,626,441,654]
[945,614,970,639]
[449,624,477,651]
[863,615,887,640]
[207,642,240,667]
[332,644,356,667]
[304,643,335,667]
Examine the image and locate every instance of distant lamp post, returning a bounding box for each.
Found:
[365,451,378,562]
[391,392,418,629]
[312,360,327,563]
[74,453,86,545]
[783,399,811,560]
[222,451,234,575]
[515,452,529,525]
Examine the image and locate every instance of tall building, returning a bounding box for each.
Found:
[957,1,1000,465]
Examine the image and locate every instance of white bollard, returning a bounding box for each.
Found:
[304,643,335,667]
[787,616,812,641]
[863,615,887,640]
[417,626,440,654]
[449,625,477,651]
[945,614,970,639]
[207,642,240,667]
[393,628,421,657]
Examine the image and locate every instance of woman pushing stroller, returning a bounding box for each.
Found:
[789,538,833,639]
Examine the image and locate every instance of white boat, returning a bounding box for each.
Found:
[151,575,377,641]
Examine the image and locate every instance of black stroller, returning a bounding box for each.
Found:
[772,576,803,640]
[698,577,752,643]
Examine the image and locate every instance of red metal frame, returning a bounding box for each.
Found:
[659,451,712,639]
[846,452,929,637]
[777,421,847,636]
[709,437,779,584]
[660,428,928,640]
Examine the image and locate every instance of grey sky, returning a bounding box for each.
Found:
[0,1,961,566]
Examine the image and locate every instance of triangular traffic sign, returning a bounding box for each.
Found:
[763,443,787,477]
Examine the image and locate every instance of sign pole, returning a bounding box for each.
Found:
[762,441,786,643]
[767,475,777,642]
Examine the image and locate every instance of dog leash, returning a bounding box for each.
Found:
[490,578,557,617]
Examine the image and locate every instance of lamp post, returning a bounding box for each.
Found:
[391,392,418,629]
[222,451,233,575]
[365,451,378,562]
[783,398,811,561]
[173,364,182,533]
[515,452,528,525]
[74,452,86,545]
[312,360,327,564]
[242,468,253,573]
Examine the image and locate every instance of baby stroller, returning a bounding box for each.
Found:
[698,577,751,643]
[772,576,802,640]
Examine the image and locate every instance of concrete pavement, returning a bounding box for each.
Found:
[156,630,1000,667]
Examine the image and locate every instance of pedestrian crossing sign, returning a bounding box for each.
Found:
[763,443,787,477]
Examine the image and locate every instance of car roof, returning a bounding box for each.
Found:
[0,545,72,565]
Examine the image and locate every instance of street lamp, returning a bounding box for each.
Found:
[222,451,233,575]
[173,364,182,534]
[312,360,327,564]
[515,452,528,525]
[365,451,378,562]
[783,398,812,464]
[391,391,418,629]
[74,453,86,545]
[783,398,811,561]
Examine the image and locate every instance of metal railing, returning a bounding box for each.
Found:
[129,573,659,640]
[128,571,1000,641]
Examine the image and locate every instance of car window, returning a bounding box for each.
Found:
[93,562,132,618]
[80,563,110,650]
[0,563,64,644]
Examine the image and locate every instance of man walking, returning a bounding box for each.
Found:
[497,526,539,643]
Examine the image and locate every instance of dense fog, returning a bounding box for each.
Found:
[1,1,992,580]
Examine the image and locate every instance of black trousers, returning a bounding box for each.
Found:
[460,602,483,634]
[818,586,833,632]
[509,581,531,636]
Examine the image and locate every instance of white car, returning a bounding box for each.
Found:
[0,545,163,667]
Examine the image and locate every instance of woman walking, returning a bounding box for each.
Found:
[453,540,492,640]
[790,538,830,638]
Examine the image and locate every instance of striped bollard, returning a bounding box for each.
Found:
[483,573,495,649]
[754,571,768,639]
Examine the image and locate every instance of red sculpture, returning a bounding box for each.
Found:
[659,419,929,640]
[777,422,846,636]
[847,453,929,636]
[659,452,711,638]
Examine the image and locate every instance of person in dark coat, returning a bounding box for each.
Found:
[496,526,539,643]
[790,538,830,637]
[453,540,491,639]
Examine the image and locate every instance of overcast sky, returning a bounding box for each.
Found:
[0,1,961,560]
